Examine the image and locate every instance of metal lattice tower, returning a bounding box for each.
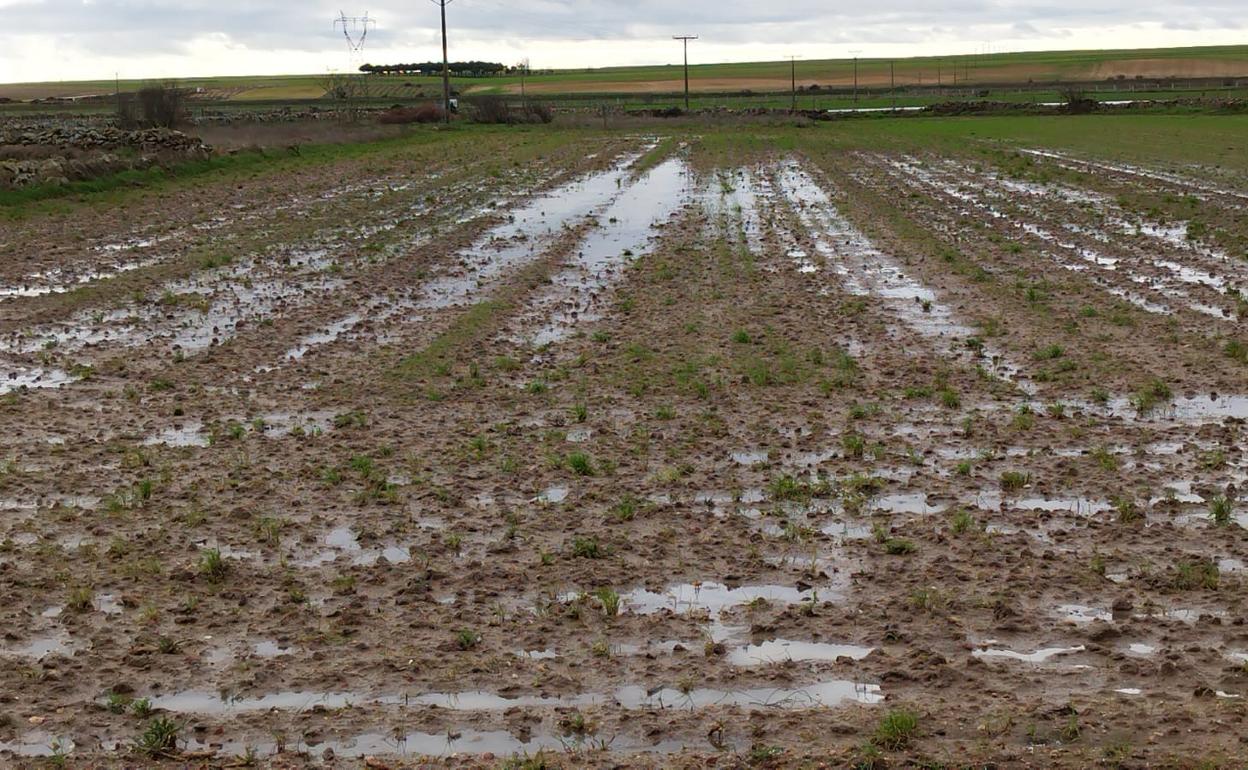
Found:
[335,11,377,64]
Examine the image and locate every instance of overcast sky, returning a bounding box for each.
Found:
[1,1,1246,83]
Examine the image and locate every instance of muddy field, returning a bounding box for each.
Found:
[0,119,1246,768]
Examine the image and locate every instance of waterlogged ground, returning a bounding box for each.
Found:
[1,121,1247,768]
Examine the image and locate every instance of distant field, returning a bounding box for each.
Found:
[2,44,1247,102]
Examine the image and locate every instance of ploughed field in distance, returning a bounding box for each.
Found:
[1,115,1247,767]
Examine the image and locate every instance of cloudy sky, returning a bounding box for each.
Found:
[1,1,1246,83]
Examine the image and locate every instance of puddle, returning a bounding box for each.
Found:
[142,423,210,448]
[184,728,722,759]
[0,258,160,300]
[0,362,76,395]
[1018,149,1248,202]
[0,732,74,758]
[1055,604,1113,623]
[874,493,946,515]
[728,640,873,666]
[535,486,569,504]
[521,157,693,345]
[148,678,882,715]
[285,314,364,360]
[617,581,822,617]
[1099,395,1248,423]
[972,645,1085,663]
[297,527,412,568]
[904,157,1245,318]
[415,149,652,311]
[566,427,593,443]
[731,450,770,466]
[253,641,297,658]
[94,594,122,614]
[777,160,1027,388]
[2,634,75,660]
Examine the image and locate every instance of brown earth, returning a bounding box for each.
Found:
[0,126,1245,768]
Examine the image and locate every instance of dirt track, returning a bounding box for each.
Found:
[0,126,1246,768]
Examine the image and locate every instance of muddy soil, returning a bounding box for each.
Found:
[0,128,1245,768]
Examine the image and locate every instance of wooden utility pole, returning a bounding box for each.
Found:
[849,50,862,104]
[788,56,799,113]
[891,61,896,111]
[674,35,698,111]
[431,0,454,123]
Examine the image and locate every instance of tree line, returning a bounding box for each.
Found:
[359,62,533,77]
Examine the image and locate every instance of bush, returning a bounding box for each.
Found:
[118,83,188,129]
[469,95,555,124]
[378,103,446,124]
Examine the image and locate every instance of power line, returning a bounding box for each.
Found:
[673,35,698,111]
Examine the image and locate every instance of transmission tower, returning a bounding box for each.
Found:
[334,11,377,64]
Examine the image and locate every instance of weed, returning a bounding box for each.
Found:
[566,451,595,476]
[66,586,93,612]
[254,516,284,546]
[885,538,916,555]
[199,548,228,583]
[999,470,1029,493]
[1130,378,1172,415]
[1091,445,1118,471]
[571,537,604,559]
[842,432,866,459]
[950,509,978,534]
[106,692,133,714]
[1113,497,1142,524]
[872,709,919,750]
[732,329,752,344]
[1210,496,1233,526]
[937,387,960,409]
[455,629,481,650]
[134,716,180,757]
[130,698,153,718]
[156,636,180,654]
[1011,405,1035,431]
[592,587,621,617]
[571,403,588,423]
[1174,560,1219,590]
[612,496,639,522]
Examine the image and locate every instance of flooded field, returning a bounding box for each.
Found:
[0,120,1246,767]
